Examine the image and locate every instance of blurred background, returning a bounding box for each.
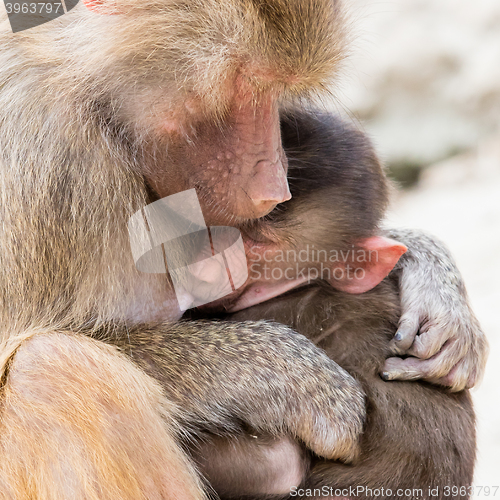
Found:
[337,0,500,489]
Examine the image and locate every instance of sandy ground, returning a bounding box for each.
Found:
[386,136,500,488]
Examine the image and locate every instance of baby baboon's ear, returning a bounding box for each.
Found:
[329,236,407,294]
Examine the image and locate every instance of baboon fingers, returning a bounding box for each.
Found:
[382,338,464,386]
[389,315,420,354]
[407,325,452,359]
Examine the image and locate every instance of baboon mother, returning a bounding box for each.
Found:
[0,1,486,499]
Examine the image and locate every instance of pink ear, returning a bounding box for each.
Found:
[329,236,407,294]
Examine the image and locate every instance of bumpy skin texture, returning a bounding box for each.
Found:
[0,2,362,497]
[186,112,481,499]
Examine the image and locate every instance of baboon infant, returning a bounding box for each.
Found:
[184,112,478,499]
[212,281,476,500]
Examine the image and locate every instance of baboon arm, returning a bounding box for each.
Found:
[383,228,488,391]
[110,320,365,463]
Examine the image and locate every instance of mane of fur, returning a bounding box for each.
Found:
[0,0,347,335]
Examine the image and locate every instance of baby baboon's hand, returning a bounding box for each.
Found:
[123,321,365,463]
[383,229,489,392]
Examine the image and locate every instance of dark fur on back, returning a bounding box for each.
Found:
[230,279,476,499]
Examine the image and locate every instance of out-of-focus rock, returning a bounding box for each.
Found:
[419,133,500,188]
[339,0,500,167]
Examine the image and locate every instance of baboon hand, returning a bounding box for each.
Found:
[137,321,365,463]
[235,322,366,462]
[383,229,489,392]
[383,302,488,392]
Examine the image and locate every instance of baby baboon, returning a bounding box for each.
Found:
[185,111,478,499]
[217,280,476,500]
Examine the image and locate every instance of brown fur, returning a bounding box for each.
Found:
[0,0,485,498]
[184,111,477,499]
[0,2,364,498]
[226,281,476,500]
[0,0,347,333]
[0,332,204,500]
